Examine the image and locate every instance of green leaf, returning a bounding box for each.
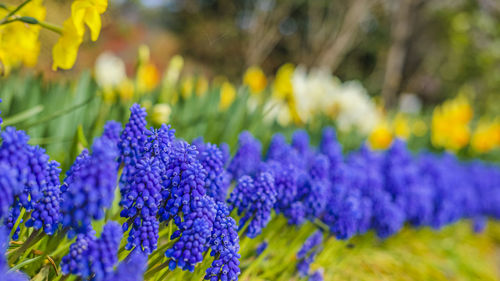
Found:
[76,124,89,148]
[30,265,50,281]
[2,105,44,127]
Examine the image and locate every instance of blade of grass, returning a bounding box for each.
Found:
[2,105,44,127]
[20,97,94,130]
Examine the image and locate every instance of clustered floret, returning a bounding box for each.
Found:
[61,137,119,236]
[61,222,122,280]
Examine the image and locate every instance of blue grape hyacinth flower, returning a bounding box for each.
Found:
[61,138,119,236]
[229,172,277,238]
[228,131,262,179]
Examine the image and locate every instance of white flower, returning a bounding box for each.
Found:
[94,52,126,89]
[292,66,341,123]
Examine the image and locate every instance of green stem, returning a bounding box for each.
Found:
[0,0,32,24]
[37,20,62,34]
[9,208,25,239]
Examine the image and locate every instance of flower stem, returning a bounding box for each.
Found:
[38,20,62,34]
[0,0,32,24]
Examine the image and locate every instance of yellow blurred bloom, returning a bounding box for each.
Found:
[118,79,134,101]
[71,0,107,41]
[196,76,209,97]
[52,18,83,70]
[0,0,45,74]
[368,122,393,150]
[273,63,294,100]
[431,94,473,151]
[393,113,410,140]
[160,55,184,103]
[412,120,428,137]
[181,77,194,99]
[136,63,160,93]
[219,81,236,110]
[243,66,267,95]
[151,103,172,125]
[471,119,500,154]
[180,75,209,99]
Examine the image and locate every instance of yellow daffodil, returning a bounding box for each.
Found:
[368,121,393,150]
[136,63,160,93]
[219,81,236,110]
[196,76,209,97]
[272,63,294,100]
[0,0,45,74]
[118,79,134,101]
[431,94,473,151]
[393,113,411,140]
[471,119,500,154]
[160,55,184,103]
[181,77,194,99]
[52,18,83,70]
[71,0,107,41]
[243,66,267,95]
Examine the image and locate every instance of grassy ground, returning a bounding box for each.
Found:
[242,220,500,281]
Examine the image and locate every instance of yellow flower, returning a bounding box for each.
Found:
[272,63,294,100]
[118,79,134,101]
[243,66,267,95]
[181,77,194,99]
[52,18,83,70]
[136,63,160,93]
[160,55,184,103]
[195,76,209,97]
[151,103,172,125]
[0,0,45,74]
[368,122,393,150]
[393,113,410,140]
[431,94,473,151]
[71,0,107,41]
[471,119,499,154]
[219,81,236,110]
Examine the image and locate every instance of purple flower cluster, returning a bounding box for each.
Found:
[296,230,323,278]
[1,102,499,280]
[114,105,230,273]
[197,143,231,201]
[61,137,118,236]
[108,251,147,281]
[205,201,240,281]
[0,127,63,238]
[61,222,122,280]
[228,131,262,179]
[228,172,277,238]
[102,120,123,148]
[119,104,147,186]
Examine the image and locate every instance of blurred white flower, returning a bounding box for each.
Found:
[151,103,172,124]
[398,93,422,114]
[94,52,126,89]
[263,98,292,126]
[324,81,380,135]
[292,66,341,123]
